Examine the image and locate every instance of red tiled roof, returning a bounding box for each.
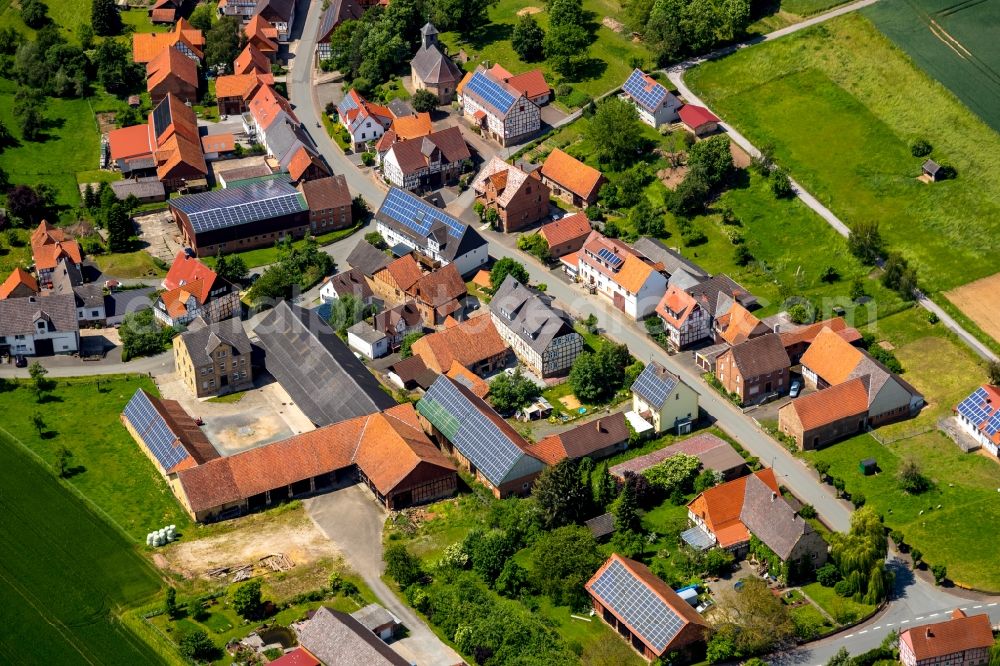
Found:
[248,84,298,130]
[800,327,865,386]
[656,284,699,328]
[245,15,279,53]
[409,263,466,308]
[268,647,321,666]
[150,7,176,22]
[687,469,777,547]
[287,146,326,181]
[391,112,432,140]
[382,254,423,292]
[446,361,490,399]
[783,377,869,431]
[504,69,550,99]
[201,133,235,154]
[779,317,861,348]
[108,123,154,161]
[529,411,629,465]
[901,610,993,662]
[215,73,263,99]
[0,267,38,299]
[234,44,272,75]
[717,302,766,345]
[146,44,199,91]
[540,148,604,201]
[411,316,509,374]
[163,252,219,296]
[31,221,83,271]
[132,19,204,63]
[678,104,719,129]
[538,212,591,248]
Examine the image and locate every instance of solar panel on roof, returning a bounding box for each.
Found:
[597,247,624,267]
[417,378,525,486]
[172,178,308,233]
[589,559,685,653]
[378,188,467,241]
[984,410,1000,437]
[466,70,517,115]
[152,99,173,139]
[123,390,190,472]
[623,69,668,113]
[957,387,989,427]
[632,365,676,409]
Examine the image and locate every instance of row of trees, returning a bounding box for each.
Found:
[629,0,754,66]
[568,341,641,403]
[847,220,919,300]
[247,237,335,303]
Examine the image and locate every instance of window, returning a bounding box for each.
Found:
[92,310,100,317]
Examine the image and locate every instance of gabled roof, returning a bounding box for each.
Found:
[631,361,685,410]
[685,274,756,317]
[317,0,364,43]
[248,84,299,130]
[779,317,861,348]
[171,176,306,233]
[0,267,38,299]
[299,174,351,211]
[800,326,865,386]
[201,133,235,154]
[489,276,578,356]
[255,0,296,22]
[721,334,789,379]
[739,472,818,560]
[530,411,629,465]
[380,254,423,292]
[472,156,538,208]
[955,384,1000,447]
[374,187,487,265]
[338,89,392,134]
[245,15,279,52]
[132,19,204,63]
[656,284,701,329]
[585,554,709,656]
[108,123,154,162]
[268,647,321,666]
[215,72,265,99]
[297,607,410,666]
[383,126,471,176]
[901,610,994,662]
[632,237,707,279]
[178,316,252,368]
[446,361,490,399]
[374,301,422,334]
[163,251,221,293]
[610,433,745,480]
[716,302,769,345]
[622,69,677,113]
[783,376,869,431]
[410,316,509,374]
[504,69,550,99]
[234,43,271,75]
[146,44,199,91]
[461,67,527,118]
[540,148,604,201]
[417,375,543,487]
[391,112,432,140]
[347,240,392,277]
[687,469,778,547]
[678,104,719,129]
[122,389,219,475]
[31,221,83,272]
[614,253,657,294]
[0,293,78,336]
[410,263,466,308]
[538,213,592,248]
[253,301,397,426]
[410,32,463,86]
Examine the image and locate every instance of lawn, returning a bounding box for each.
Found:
[801,582,876,625]
[0,428,168,665]
[0,227,32,274]
[0,375,194,541]
[95,250,168,279]
[0,78,103,209]
[206,224,363,269]
[865,0,1000,133]
[686,14,1000,293]
[439,0,653,108]
[207,390,247,404]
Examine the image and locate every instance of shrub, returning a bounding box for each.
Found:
[831,477,846,495]
[889,530,904,548]
[585,205,603,221]
[385,544,423,587]
[909,139,932,157]
[816,563,841,587]
[931,563,947,584]
[898,458,930,494]
[927,312,939,324]
[833,579,852,597]
[910,548,922,566]
[814,460,831,480]
[851,492,866,508]
[798,504,817,519]
[788,302,813,324]
[734,244,754,267]
[770,169,794,198]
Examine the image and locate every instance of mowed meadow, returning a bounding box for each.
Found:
[686,14,1000,293]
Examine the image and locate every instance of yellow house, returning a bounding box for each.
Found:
[631,361,699,434]
[174,316,254,398]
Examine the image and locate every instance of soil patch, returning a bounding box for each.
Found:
[602,16,625,32]
[944,272,1000,344]
[559,395,582,411]
[730,142,752,169]
[96,112,118,136]
[517,6,542,14]
[658,164,689,190]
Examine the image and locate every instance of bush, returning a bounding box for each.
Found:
[788,302,813,325]
[733,244,754,267]
[385,544,423,587]
[851,492,866,508]
[889,530,904,548]
[833,579,852,597]
[585,205,603,221]
[816,563,841,587]
[931,563,947,584]
[898,458,930,494]
[927,312,939,324]
[411,88,438,112]
[770,169,794,198]
[798,504,817,519]
[910,138,932,157]
[179,629,217,661]
[910,548,922,566]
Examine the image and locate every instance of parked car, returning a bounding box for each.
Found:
[183,247,196,258]
[14,355,27,368]
[789,379,802,398]
[104,279,121,291]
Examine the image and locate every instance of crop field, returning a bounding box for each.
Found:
[944,272,1000,345]
[686,14,1000,293]
[864,0,1000,133]
[0,432,166,664]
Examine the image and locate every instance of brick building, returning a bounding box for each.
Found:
[714,334,789,405]
[174,317,253,398]
[471,156,550,233]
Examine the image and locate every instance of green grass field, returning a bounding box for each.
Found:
[95,251,167,279]
[802,307,1000,591]
[0,431,167,664]
[686,14,1000,293]
[0,376,193,541]
[865,0,1000,132]
[440,0,652,108]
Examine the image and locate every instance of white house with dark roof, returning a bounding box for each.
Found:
[630,361,699,434]
[620,69,682,128]
[489,276,583,377]
[374,187,488,276]
[380,126,471,191]
[0,293,80,356]
[460,66,540,146]
[409,23,464,104]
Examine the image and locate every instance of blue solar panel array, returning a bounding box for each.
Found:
[171,177,307,233]
[417,377,527,487]
[623,69,668,113]
[597,247,624,268]
[589,559,685,653]
[957,387,1000,436]
[123,390,190,472]
[378,187,467,241]
[632,363,678,409]
[465,70,517,115]
[152,97,173,140]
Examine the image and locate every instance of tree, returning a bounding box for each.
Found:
[188,2,216,32]
[179,629,217,661]
[533,459,590,528]
[516,233,549,261]
[411,88,438,113]
[385,543,423,587]
[613,474,640,532]
[55,446,72,477]
[94,38,144,96]
[687,135,735,189]
[814,459,831,480]
[586,98,643,169]
[464,529,516,581]
[489,368,541,413]
[847,220,884,265]
[30,412,45,437]
[400,331,423,358]
[816,563,841,587]
[164,587,178,618]
[642,454,700,496]
[714,577,795,654]
[931,563,947,585]
[512,14,545,61]
[120,309,168,361]
[431,0,499,33]
[828,506,890,604]
[16,105,43,142]
[214,253,248,284]
[28,361,48,400]
[987,360,1000,386]
[881,251,918,299]
[826,647,851,666]
[205,16,244,72]
[105,203,132,252]
[897,457,930,494]
[231,579,263,620]
[495,559,529,598]
[733,243,753,267]
[704,547,735,576]
[90,0,121,36]
[531,526,603,609]
[364,231,386,249]
[327,292,372,336]
[628,199,663,236]
[593,462,616,508]
[20,0,49,29]
[669,170,711,216]
[490,257,529,292]
[770,169,793,198]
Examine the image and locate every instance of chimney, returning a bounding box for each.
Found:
[925,629,934,639]
[771,492,777,502]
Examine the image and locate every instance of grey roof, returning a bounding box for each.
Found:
[489,276,578,356]
[347,321,386,344]
[421,22,438,37]
[668,267,704,291]
[265,119,323,172]
[111,179,166,201]
[374,301,422,334]
[416,375,544,487]
[0,294,78,336]
[347,240,392,278]
[387,98,415,118]
[180,316,252,367]
[585,512,616,539]
[375,188,487,267]
[633,237,707,279]
[298,607,409,666]
[328,268,373,301]
[686,274,757,317]
[611,433,746,479]
[922,159,940,174]
[317,0,364,42]
[104,287,155,325]
[253,301,396,426]
[739,473,815,560]
[350,604,398,632]
[217,164,272,185]
[410,41,463,86]
[631,361,683,410]
[48,260,104,312]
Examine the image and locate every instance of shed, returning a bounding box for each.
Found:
[585,512,616,541]
[859,458,877,475]
[922,159,941,181]
[675,585,699,607]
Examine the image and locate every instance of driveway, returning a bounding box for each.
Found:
[306,487,464,666]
